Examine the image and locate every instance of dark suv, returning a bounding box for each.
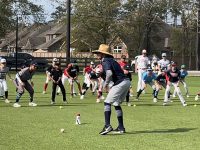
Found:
[4,52,49,71]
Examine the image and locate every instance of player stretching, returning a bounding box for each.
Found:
[173,64,189,98]
[163,62,187,106]
[65,60,82,97]
[136,67,157,102]
[13,61,38,108]
[43,58,58,94]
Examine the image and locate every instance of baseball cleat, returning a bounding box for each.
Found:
[13,103,21,108]
[5,99,10,103]
[153,98,158,103]
[99,125,113,135]
[29,102,37,107]
[195,95,199,101]
[112,127,126,134]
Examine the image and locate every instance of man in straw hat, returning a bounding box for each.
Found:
[93,44,131,135]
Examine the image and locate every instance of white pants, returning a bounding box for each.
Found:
[173,80,189,96]
[90,79,98,93]
[164,82,185,104]
[0,79,8,96]
[45,75,51,83]
[137,69,146,92]
[84,74,91,88]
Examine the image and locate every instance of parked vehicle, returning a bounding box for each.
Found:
[3,52,49,71]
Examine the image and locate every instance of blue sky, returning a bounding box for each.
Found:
[30,0,60,21]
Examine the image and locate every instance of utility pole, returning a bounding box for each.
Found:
[196,0,200,70]
[15,15,18,72]
[66,0,71,65]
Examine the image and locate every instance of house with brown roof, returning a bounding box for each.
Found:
[0,22,66,53]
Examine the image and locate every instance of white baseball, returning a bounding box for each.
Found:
[60,128,65,133]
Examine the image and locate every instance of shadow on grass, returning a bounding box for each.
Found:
[126,128,197,134]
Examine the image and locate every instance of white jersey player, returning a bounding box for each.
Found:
[135,49,150,92]
[0,58,12,103]
[158,53,170,71]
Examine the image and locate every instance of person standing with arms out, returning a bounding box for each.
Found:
[13,61,38,108]
[135,49,150,92]
[93,44,131,135]
[43,58,58,94]
[173,64,189,98]
[163,62,187,107]
[49,63,67,104]
[0,58,12,103]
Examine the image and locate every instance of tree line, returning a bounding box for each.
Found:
[0,0,199,61]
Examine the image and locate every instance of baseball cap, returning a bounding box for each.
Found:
[123,64,130,70]
[147,67,153,71]
[161,67,167,72]
[181,64,186,69]
[162,53,166,57]
[0,58,6,63]
[142,49,147,54]
[30,61,38,67]
[171,62,177,67]
[52,58,58,62]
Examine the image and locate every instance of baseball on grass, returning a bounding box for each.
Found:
[60,128,65,133]
[194,104,197,107]
[59,106,63,109]
[133,104,136,107]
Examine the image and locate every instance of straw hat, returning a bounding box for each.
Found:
[92,44,113,56]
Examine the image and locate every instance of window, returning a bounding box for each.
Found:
[113,46,122,53]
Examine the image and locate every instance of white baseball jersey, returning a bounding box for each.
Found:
[158,59,170,69]
[136,55,149,69]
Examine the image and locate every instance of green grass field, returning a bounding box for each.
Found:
[0,73,200,150]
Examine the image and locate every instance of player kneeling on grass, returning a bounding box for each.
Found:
[13,61,38,108]
[93,44,131,135]
[163,62,187,107]
[136,67,157,102]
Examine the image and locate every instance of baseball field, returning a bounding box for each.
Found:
[0,73,199,150]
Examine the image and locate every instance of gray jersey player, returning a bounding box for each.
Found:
[13,61,38,108]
